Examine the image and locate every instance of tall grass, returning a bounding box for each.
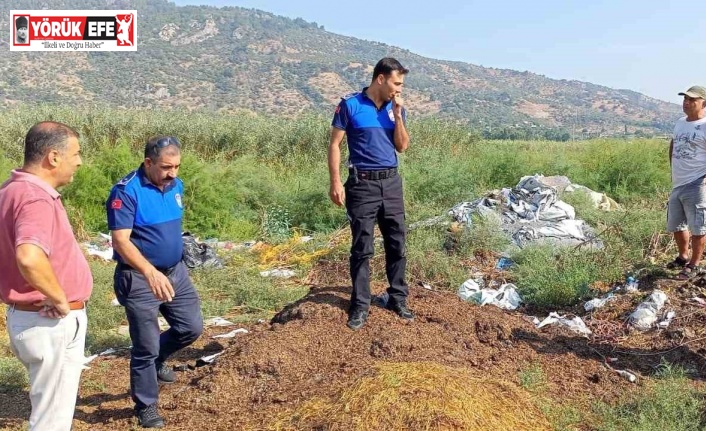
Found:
[0,106,672,240]
[0,106,675,309]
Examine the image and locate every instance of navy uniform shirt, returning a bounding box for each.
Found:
[107,166,184,269]
[332,87,407,170]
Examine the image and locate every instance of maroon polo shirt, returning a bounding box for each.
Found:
[0,170,92,305]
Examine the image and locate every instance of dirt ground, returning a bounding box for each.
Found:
[2,260,706,430]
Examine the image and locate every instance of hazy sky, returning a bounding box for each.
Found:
[172,0,705,104]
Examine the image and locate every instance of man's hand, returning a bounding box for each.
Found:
[33,298,70,319]
[330,181,345,206]
[145,268,175,302]
[392,94,404,118]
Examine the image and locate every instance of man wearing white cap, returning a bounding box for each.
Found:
[667,85,706,279]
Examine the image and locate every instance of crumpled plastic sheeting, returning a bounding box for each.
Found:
[458,279,522,310]
[212,328,249,339]
[584,293,616,311]
[628,290,669,331]
[448,175,603,248]
[204,317,235,327]
[536,312,592,337]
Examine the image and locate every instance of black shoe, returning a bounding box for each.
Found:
[347,308,369,330]
[156,362,176,384]
[136,404,165,428]
[387,300,414,321]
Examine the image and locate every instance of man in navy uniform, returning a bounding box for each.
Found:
[107,136,203,428]
[328,57,412,330]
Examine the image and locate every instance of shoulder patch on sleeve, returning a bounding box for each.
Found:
[115,170,138,187]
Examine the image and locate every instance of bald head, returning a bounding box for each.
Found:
[24,121,80,166]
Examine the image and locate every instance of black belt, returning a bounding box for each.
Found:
[354,167,398,180]
[117,262,178,275]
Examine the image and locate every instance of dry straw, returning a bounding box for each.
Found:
[254,232,331,269]
[270,361,551,431]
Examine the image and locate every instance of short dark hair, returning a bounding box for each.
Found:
[372,57,409,80]
[144,135,181,161]
[23,121,79,166]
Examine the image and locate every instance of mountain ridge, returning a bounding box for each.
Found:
[0,0,681,138]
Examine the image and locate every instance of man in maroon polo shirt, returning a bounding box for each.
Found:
[0,121,92,431]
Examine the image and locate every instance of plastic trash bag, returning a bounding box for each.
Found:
[628,290,668,331]
[583,293,615,311]
[537,312,592,336]
[182,232,224,269]
[458,279,522,310]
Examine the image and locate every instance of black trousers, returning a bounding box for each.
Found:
[114,261,203,409]
[345,172,408,311]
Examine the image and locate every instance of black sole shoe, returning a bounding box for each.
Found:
[347,309,369,330]
[387,302,414,321]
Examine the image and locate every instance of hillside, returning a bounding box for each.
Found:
[0,0,681,137]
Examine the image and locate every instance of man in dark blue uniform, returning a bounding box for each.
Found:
[328,57,412,330]
[107,136,203,428]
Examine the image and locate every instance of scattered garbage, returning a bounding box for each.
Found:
[625,276,639,292]
[259,268,296,278]
[523,315,541,325]
[495,257,513,270]
[614,369,637,383]
[82,232,114,261]
[583,293,615,311]
[204,317,235,327]
[111,297,121,307]
[628,290,668,331]
[458,279,522,310]
[536,312,592,336]
[85,244,114,261]
[196,351,224,367]
[692,297,706,307]
[84,346,132,365]
[203,238,256,251]
[98,347,130,357]
[212,328,249,339]
[447,175,604,249]
[182,232,224,269]
[657,311,676,329]
[221,240,257,251]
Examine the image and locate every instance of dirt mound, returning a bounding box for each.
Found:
[147,283,632,430]
[8,265,706,430]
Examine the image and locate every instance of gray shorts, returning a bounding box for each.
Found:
[667,175,706,235]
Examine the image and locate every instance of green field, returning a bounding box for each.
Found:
[2,106,702,430]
